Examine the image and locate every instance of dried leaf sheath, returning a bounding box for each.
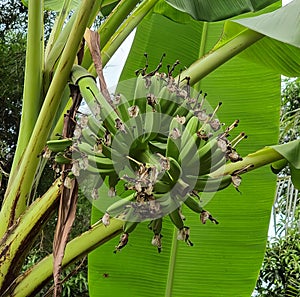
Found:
[52,86,81,296]
[84,29,113,106]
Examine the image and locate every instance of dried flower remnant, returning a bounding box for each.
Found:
[200,210,219,225]
[79,154,88,170]
[115,118,126,133]
[157,153,170,171]
[231,175,242,190]
[175,115,186,125]
[113,93,121,105]
[128,105,139,118]
[91,188,99,200]
[151,234,163,253]
[73,126,82,139]
[71,161,80,177]
[93,141,103,154]
[104,130,112,146]
[101,212,110,226]
[177,227,193,246]
[79,115,89,128]
[113,233,129,253]
[43,147,52,159]
[147,93,157,110]
[108,187,116,197]
[170,127,181,139]
[93,102,101,117]
[64,176,72,189]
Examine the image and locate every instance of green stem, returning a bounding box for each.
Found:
[165,226,179,297]
[0,0,99,238]
[82,0,141,69]
[9,0,43,185]
[0,179,61,294]
[6,219,123,297]
[210,146,284,178]
[45,0,73,59]
[88,0,160,74]
[178,28,264,86]
[44,1,100,92]
[199,22,208,59]
[194,21,208,92]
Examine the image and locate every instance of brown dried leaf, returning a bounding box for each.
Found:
[52,86,82,296]
[84,28,113,106]
[53,177,78,297]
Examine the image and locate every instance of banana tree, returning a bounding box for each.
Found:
[1,0,300,296]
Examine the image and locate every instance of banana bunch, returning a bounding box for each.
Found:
[46,60,252,253]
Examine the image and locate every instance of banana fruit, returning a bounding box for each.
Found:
[60,60,250,253]
[47,138,73,153]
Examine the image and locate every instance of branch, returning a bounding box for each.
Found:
[210,146,284,178]
[178,28,264,86]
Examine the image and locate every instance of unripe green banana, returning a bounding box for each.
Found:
[207,150,227,174]
[148,217,163,235]
[148,140,167,155]
[87,154,114,170]
[122,205,141,232]
[114,93,131,122]
[173,95,197,121]
[81,127,97,146]
[179,116,202,163]
[85,165,116,175]
[167,157,182,183]
[47,138,73,153]
[195,138,226,175]
[157,85,180,116]
[153,179,172,194]
[108,172,120,197]
[169,207,184,230]
[148,73,166,99]
[181,115,201,145]
[87,115,106,139]
[190,174,232,192]
[183,194,203,213]
[133,74,148,114]
[123,219,139,234]
[166,117,183,160]
[79,128,113,159]
[106,193,136,217]
[76,141,106,158]
[54,152,72,164]
[140,105,159,143]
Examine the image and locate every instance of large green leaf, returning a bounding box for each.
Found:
[271,140,300,189]
[217,0,300,77]
[88,12,280,297]
[164,0,279,21]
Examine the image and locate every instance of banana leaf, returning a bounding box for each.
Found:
[218,0,300,77]
[271,140,300,189]
[88,11,280,297]
[164,0,279,21]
